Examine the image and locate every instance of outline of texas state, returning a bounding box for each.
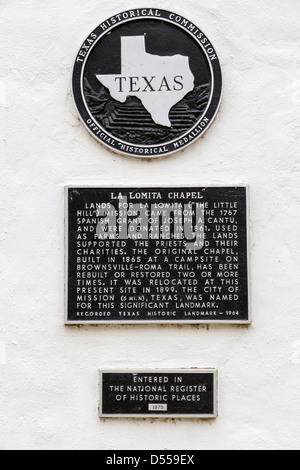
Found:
[96,35,195,127]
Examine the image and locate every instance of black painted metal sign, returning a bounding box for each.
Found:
[99,369,217,418]
[72,9,222,158]
[65,186,250,324]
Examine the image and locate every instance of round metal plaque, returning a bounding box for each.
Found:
[72,9,222,158]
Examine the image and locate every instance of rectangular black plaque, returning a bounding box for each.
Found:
[65,186,250,324]
[99,369,218,418]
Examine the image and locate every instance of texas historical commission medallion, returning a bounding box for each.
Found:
[72,9,222,158]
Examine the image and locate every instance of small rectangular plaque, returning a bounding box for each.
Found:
[65,186,250,324]
[99,369,218,418]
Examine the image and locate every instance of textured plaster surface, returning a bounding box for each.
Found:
[0,0,299,450]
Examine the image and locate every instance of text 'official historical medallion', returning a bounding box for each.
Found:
[72,9,222,158]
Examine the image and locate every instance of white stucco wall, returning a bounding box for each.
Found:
[0,0,300,450]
